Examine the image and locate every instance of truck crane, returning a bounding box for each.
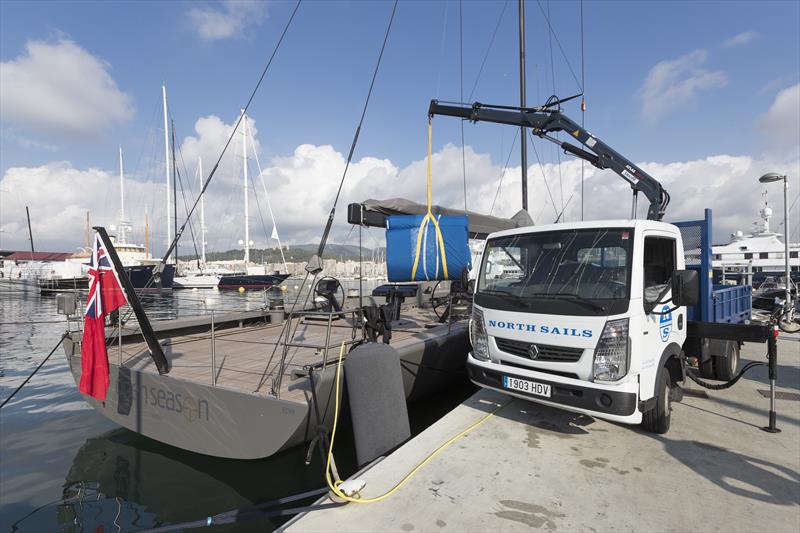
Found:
[428,99,670,221]
[428,99,775,434]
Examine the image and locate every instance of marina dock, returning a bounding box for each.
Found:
[285,333,800,532]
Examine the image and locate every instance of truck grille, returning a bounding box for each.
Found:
[495,337,584,363]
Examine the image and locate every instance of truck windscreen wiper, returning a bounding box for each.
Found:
[518,291,607,313]
[552,293,607,313]
[479,290,530,308]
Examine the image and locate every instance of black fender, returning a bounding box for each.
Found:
[657,342,685,385]
[640,342,684,413]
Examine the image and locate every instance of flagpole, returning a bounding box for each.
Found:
[93,226,169,374]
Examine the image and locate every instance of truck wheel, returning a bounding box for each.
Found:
[713,342,739,382]
[699,357,715,379]
[641,370,671,434]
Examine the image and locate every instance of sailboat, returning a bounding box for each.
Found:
[39,148,175,291]
[171,157,232,289]
[217,110,289,290]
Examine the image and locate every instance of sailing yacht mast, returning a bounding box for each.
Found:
[199,156,206,264]
[162,84,172,259]
[243,117,288,273]
[241,109,250,265]
[518,0,528,212]
[118,146,128,244]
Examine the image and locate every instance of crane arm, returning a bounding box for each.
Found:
[428,100,670,220]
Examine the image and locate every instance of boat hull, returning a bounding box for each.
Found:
[172,274,220,289]
[62,321,468,459]
[217,273,289,290]
[40,264,176,292]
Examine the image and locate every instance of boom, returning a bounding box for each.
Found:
[428,100,670,220]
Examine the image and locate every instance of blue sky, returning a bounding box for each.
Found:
[1,0,798,252]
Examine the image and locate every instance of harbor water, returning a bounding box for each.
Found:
[0,282,474,531]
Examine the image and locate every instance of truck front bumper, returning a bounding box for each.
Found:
[467,354,642,424]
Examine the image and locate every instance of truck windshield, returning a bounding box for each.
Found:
[477,228,633,316]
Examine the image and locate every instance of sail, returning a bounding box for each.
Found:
[352,198,533,239]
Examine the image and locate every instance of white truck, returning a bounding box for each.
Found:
[468,219,697,433]
[429,100,754,433]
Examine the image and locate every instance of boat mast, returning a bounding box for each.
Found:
[118,146,127,244]
[162,84,172,260]
[242,109,250,265]
[199,156,207,264]
[171,120,179,268]
[144,208,149,257]
[518,0,528,212]
[25,206,34,259]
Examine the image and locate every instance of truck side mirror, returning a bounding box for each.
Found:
[671,269,699,307]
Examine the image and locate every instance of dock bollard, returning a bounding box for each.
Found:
[762,325,780,433]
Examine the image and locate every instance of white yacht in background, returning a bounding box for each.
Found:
[712,198,799,284]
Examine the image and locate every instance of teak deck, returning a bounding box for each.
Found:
[115,307,445,404]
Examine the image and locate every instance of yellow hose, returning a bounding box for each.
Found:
[325,342,509,503]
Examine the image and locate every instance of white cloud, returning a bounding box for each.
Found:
[4,108,797,254]
[0,38,134,137]
[639,50,727,122]
[723,31,757,48]
[756,83,800,151]
[189,0,268,41]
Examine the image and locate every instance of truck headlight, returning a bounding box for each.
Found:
[593,318,629,381]
[469,307,490,361]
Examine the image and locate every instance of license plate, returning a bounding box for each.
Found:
[503,376,551,397]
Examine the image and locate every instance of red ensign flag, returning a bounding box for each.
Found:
[79,233,127,400]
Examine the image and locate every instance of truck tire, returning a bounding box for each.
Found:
[641,370,671,434]
[713,342,739,382]
[699,357,715,379]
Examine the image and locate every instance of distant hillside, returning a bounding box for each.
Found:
[179,243,384,262]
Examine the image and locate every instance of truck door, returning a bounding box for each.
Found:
[640,234,680,395]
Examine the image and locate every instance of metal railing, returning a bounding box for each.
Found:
[267,308,361,398]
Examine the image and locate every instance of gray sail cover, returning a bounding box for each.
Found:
[361,198,533,239]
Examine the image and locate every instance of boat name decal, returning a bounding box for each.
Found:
[487,320,593,338]
[139,385,210,422]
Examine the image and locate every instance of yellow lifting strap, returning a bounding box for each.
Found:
[410,118,449,281]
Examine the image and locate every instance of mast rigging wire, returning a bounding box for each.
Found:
[160,0,302,267]
[246,118,289,273]
[529,130,559,219]
[467,0,510,101]
[580,0,586,221]
[545,0,565,218]
[459,0,467,214]
[489,129,519,216]
[108,1,301,337]
[535,0,583,92]
[316,0,398,257]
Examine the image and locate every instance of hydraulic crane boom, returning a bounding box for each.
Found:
[428,100,670,221]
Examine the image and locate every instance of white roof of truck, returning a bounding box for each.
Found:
[487,219,678,239]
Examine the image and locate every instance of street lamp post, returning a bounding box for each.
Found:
[758,172,791,309]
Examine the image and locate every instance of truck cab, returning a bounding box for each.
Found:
[468,219,692,433]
